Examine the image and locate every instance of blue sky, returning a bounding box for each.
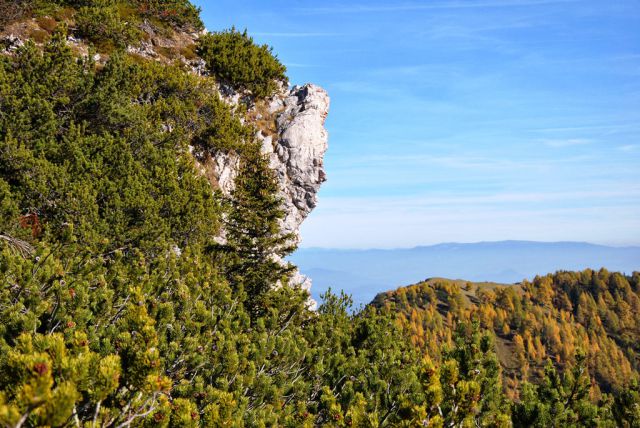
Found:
[195,0,640,248]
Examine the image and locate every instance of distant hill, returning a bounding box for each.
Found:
[290,241,640,306]
[371,270,640,397]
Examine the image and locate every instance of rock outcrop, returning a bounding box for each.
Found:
[210,84,330,245]
[209,84,330,308]
[262,84,330,240]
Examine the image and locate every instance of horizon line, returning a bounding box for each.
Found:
[294,239,640,252]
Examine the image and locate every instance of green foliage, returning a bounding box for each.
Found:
[612,379,640,427]
[0,30,429,427]
[24,0,203,31]
[305,291,424,426]
[405,323,510,427]
[0,332,119,427]
[198,28,288,98]
[0,30,246,254]
[374,271,640,399]
[512,352,614,427]
[374,274,640,425]
[213,146,296,317]
[1,1,202,54]
[135,0,202,30]
[74,1,142,50]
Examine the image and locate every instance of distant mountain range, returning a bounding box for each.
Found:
[289,241,640,307]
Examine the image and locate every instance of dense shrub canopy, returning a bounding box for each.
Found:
[0,31,235,254]
[11,0,203,31]
[74,2,142,49]
[198,28,288,98]
[1,0,203,54]
[374,270,640,415]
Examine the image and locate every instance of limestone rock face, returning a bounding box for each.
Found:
[206,84,330,309]
[266,84,329,310]
[210,83,330,245]
[263,84,330,241]
[209,151,240,196]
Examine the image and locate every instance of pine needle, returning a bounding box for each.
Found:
[0,233,35,258]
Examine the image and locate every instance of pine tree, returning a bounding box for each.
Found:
[213,146,296,317]
[612,379,640,428]
[512,351,612,427]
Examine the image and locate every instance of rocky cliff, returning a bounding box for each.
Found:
[210,84,330,240]
[209,84,330,307]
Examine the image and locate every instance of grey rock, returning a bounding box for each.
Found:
[207,84,330,308]
[210,151,240,195]
[1,34,24,53]
[213,84,330,244]
[264,84,329,309]
[269,84,330,241]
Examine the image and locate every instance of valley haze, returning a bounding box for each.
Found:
[290,240,640,306]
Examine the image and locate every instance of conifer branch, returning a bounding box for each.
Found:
[0,233,34,258]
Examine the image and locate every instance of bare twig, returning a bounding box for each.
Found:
[0,233,34,258]
[93,400,102,428]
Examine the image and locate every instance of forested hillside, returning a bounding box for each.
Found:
[373,270,640,423]
[0,1,638,427]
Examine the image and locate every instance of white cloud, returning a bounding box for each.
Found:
[284,62,316,68]
[314,187,640,212]
[298,194,640,248]
[330,153,597,173]
[529,123,640,133]
[618,144,639,152]
[542,138,592,148]
[296,0,580,15]
[252,32,346,38]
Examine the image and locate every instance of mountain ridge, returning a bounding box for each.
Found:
[298,240,640,252]
[1,2,639,425]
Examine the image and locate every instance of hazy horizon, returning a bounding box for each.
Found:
[291,241,640,305]
[296,239,640,251]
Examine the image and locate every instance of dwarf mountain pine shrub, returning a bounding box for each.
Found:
[198,28,288,98]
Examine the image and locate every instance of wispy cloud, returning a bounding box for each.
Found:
[301,195,640,248]
[618,144,639,152]
[315,187,640,211]
[284,62,316,68]
[542,138,592,148]
[251,32,346,38]
[417,20,539,48]
[530,123,640,133]
[296,0,580,15]
[332,153,597,173]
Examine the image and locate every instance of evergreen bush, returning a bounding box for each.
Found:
[74,2,142,50]
[198,28,288,98]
